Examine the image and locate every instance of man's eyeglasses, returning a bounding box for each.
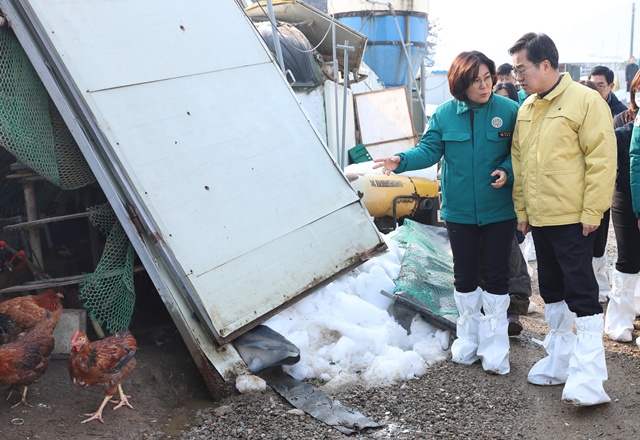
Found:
[513,63,540,78]
[594,82,608,91]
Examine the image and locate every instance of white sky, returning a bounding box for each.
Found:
[429,0,638,68]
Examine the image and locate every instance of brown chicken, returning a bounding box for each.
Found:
[0,289,64,334]
[68,330,138,424]
[0,310,57,407]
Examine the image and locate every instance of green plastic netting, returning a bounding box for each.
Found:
[392,219,458,317]
[79,204,136,333]
[0,27,95,190]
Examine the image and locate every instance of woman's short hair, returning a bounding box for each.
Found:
[493,82,519,103]
[447,51,497,101]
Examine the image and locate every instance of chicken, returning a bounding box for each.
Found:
[0,310,57,407]
[68,330,138,424]
[0,289,64,334]
[0,312,15,344]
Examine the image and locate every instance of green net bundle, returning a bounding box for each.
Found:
[0,27,95,190]
[392,219,457,317]
[79,204,136,333]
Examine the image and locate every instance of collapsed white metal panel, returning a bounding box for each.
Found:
[1,0,384,355]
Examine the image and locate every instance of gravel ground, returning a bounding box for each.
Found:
[179,226,640,440]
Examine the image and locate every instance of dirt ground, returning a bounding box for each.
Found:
[0,325,212,440]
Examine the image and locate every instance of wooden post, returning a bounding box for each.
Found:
[22,179,44,270]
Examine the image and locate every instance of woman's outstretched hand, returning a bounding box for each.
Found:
[373,156,401,175]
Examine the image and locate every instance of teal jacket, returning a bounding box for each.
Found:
[395,93,519,225]
[517,88,529,104]
[629,120,640,217]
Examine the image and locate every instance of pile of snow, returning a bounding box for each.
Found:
[262,233,451,390]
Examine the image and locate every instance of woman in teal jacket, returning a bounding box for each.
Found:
[374,51,519,375]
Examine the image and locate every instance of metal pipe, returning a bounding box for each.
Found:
[338,40,355,168]
[380,290,456,334]
[332,20,341,167]
[266,0,286,73]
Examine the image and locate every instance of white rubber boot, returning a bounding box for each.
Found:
[451,288,482,365]
[593,256,611,303]
[561,314,611,406]
[528,300,576,385]
[604,270,639,342]
[477,291,510,375]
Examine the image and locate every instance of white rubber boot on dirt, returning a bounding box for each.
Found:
[451,288,482,366]
[528,300,576,386]
[561,314,610,406]
[593,256,611,303]
[604,270,639,342]
[477,291,510,375]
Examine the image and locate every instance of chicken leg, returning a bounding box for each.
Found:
[10,385,33,408]
[81,385,134,424]
[109,384,134,410]
[81,393,113,424]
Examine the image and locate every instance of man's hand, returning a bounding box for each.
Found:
[517,221,531,235]
[582,223,598,236]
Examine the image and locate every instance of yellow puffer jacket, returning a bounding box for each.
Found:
[512,73,616,227]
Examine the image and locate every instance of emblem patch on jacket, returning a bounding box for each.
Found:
[498,131,512,138]
[635,115,640,126]
[491,117,503,128]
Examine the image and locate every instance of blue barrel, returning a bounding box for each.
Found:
[335,11,428,88]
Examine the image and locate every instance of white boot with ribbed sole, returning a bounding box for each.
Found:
[451,288,482,366]
[477,291,510,375]
[528,300,576,386]
[561,314,610,406]
[604,270,639,342]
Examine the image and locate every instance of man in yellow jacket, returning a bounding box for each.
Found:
[509,33,616,406]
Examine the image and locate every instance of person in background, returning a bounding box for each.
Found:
[374,51,519,375]
[578,79,598,91]
[605,69,640,343]
[625,56,639,92]
[497,63,529,103]
[587,66,627,303]
[491,81,533,336]
[589,66,627,117]
[509,32,615,406]
[614,79,639,128]
[493,82,519,102]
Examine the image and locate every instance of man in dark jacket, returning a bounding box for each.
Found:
[625,56,638,91]
[588,65,626,304]
[589,66,627,117]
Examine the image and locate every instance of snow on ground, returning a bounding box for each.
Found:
[261,232,451,390]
